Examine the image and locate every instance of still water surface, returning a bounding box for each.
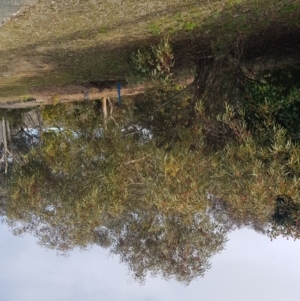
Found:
[1,97,300,300]
[1,224,299,301]
[0,18,300,298]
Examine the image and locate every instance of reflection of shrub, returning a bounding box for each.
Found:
[244,82,300,140]
[0,108,31,128]
[269,196,300,240]
[273,196,299,223]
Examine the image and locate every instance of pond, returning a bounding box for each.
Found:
[1,224,299,301]
[0,77,300,299]
[0,1,300,300]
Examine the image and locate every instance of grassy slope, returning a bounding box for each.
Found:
[0,0,299,100]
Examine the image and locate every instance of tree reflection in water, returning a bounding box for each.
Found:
[1,54,300,284]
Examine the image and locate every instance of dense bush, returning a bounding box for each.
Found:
[244,78,300,140]
[130,37,174,84]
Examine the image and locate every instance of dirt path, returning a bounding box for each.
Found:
[0,78,194,109]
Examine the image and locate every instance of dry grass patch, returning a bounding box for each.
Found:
[0,0,299,100]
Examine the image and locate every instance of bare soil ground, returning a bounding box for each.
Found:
[0,77,194,109]
[0,0,299,104]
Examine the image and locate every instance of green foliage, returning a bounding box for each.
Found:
[148,23,162,35]
[185,22,197,31]
[269,196,300,240]
[173,13,197,31]
[4,61,300,282]
[131,36,174,84]
[109,210,227,284]
[132,83,196,147]
[227,0,241,5]
[7,95,300,247]
[282,3,297,13]
[244,82,300,140]
[0,108,31,128]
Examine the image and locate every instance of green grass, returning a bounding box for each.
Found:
[149,23,163,35]
[0,0,299,101]
[282,3,297,13]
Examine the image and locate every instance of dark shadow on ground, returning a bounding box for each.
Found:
[0,2,300,98]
